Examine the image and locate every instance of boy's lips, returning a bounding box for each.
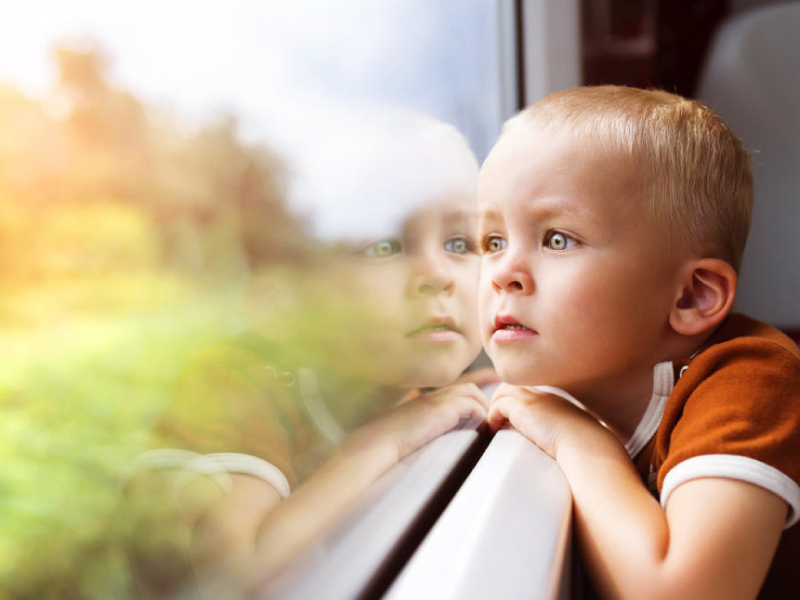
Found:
[492,314,538,342]
[407,316,462,343]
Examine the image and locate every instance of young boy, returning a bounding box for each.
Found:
[479,86,800,599]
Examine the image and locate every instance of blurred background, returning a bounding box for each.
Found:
[0,0,793,597]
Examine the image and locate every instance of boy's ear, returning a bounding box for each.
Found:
[669,258,737,336]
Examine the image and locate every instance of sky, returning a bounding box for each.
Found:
[0,0,501,139]
[0,0,503,239]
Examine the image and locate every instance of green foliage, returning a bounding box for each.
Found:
[0,41,308,599]
[0,286,248,598]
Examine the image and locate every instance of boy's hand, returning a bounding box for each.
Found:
[359,382,490,462]
[487,383,609,459]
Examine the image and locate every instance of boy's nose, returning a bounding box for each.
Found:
[407,257,456,298]
[489,254,533,295]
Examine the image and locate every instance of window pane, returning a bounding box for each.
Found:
[0,1,508,597]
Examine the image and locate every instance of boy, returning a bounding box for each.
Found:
[479,86,800,599]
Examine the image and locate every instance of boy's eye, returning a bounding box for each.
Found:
[443,235,473,255]
[360,239,402,258]
[544,231,576,251]
[483,234,507,253]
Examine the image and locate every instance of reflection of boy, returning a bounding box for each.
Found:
[158,181,487,490]
[130,113,494,594]
[479,86,800,599]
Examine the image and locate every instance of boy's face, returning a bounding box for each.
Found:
[345,189,482,388]
[247,189,481,389]
[478,126,680,402]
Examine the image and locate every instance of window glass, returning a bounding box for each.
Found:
[0,1,507,596]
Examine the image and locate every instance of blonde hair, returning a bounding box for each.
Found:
[504,85,753,271]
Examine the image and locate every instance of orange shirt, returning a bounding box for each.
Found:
[154,334,340,490]
[632,314,800,598]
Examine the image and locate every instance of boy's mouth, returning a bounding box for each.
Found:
[492,315,537,340]
[407,317,461,341]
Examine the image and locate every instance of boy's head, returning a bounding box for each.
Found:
[478,86,753,406]
[345,183,481,389]
[338,114,482,389]
[505,86,753,271]
[248,104,482,389]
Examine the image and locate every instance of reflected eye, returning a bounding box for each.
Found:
[545,231,576,251]
[360,239,402,258]
[444,235,473,255]
[483,234,507,253]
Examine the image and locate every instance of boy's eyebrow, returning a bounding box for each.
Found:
[438,209,477,228]
[522,195,599,226]
[529,196,588,218]
[478,208,502,222]
[480,196,601,230]
[400,208,477,238]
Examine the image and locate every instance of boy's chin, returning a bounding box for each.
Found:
[401,358,474,390]
[400,345,482,389]
[494,364,540,387]
[402,368,462,390]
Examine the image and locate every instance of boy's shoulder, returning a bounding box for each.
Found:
[654,313,800,531]
[153,332,319,488]
[700,313,800,360]
[669,312,800,412]
[668,313,800,388]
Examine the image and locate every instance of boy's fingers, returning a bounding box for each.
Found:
[489,382,518,405]
[486,395,513,431]
[439,382,490,411]
[455,390,490,422]
[403,383,489,425]
[467,383,491,411]
[443,386,490,425]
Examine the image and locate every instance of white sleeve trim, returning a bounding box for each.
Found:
[661,454,800,529]
[128,449,291,500]
[206,452,291,499]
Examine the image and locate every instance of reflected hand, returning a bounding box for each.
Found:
[361,382,490,462]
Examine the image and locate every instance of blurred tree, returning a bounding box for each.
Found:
[0,40,314,599]
[0,41,307,298]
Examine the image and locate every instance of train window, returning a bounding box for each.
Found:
[0,2,579,598]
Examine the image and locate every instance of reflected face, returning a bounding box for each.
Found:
[478,126,679,404]
[246,187,481,390]
[345,189,482,388]
[248,112,483,390]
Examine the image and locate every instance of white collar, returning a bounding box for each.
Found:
[624,361,675,458]
[298,367,347,446]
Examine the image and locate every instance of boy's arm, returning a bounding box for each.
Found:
[190,382,489,591]
[488,385,786,600]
